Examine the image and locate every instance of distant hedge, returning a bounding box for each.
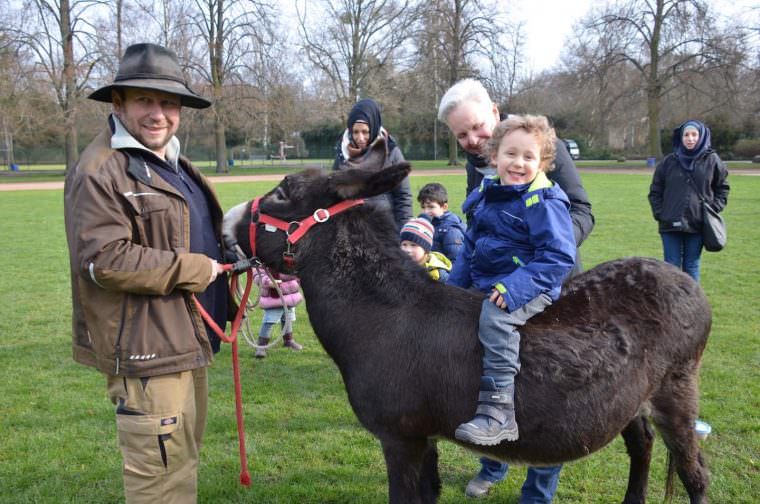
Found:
[733,138,760,159]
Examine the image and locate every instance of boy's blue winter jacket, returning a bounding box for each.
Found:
[448,172,576,311]
[425,211,466,262]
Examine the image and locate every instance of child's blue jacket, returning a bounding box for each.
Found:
[448,172,576,311]
[427,211,466,262]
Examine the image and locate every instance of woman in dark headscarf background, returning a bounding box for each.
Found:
[333,98,412,230]
[648,119,730,282]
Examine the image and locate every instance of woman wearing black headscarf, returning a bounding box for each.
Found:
[333,98,412,230]
[648,119,730,282]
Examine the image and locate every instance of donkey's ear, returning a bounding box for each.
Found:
[329,162,412,200]
[344,136,387,171]
[365,162,412,196]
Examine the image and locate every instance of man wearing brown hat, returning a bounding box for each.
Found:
[64,43,229,503]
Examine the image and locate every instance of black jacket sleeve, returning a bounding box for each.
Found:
[466,161,482,197]
[648,157,668,220]
[387,147,413,228]
[708,153,730,212]
[549,140,595,246]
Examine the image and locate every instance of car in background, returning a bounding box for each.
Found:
[562,139,581,160]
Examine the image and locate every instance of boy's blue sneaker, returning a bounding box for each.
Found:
[455,377,518,446]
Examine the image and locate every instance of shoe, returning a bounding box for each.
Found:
[455,377,518,446]
[255,337,269,359]
[465,476,494,498]
[283,333,303,351]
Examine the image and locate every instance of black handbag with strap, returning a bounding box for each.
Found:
[684,167,726,252]
[701,200,726,252]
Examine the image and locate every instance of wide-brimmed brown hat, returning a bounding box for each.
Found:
[89,43,211,109]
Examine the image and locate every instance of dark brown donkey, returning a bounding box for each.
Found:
[223,162,710,504]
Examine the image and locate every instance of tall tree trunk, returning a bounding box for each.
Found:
[647,86,662,158]
[2,118,14,166]
[60,0,78,171]
[63,108,78,170]
[116,0,123,57]
[447,131,458,166]
[446,0,464,166]
[598,81,609,150]
[211,0,227,173]
[646,0,663,159]
[215,108,226,173]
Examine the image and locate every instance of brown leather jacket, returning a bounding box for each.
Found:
[64,126,224,377]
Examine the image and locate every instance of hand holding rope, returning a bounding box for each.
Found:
[193,259,258,487]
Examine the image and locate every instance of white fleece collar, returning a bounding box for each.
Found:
[340,126,389,161]
[110,114,181,171]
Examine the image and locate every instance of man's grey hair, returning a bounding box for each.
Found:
[437,78,493,124]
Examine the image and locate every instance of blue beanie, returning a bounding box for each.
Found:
[400,217,434,252]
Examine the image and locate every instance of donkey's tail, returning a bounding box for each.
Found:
[664,451,676,502]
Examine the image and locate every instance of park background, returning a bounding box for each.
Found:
[0,0,759,502]
[1,0,760,172]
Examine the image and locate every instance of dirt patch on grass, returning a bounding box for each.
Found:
[2,166,758,192]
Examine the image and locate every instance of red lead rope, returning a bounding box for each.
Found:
[193,265,254,487]
[191,196,365,487]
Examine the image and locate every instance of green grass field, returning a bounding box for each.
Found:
[2,158,758,182]
[0,171,758,503]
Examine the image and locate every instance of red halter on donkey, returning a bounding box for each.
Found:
[193,195,364,487]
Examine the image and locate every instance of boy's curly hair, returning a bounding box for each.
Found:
[417,183,449,205]
[485,115,557,172]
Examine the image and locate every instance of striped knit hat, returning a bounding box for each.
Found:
[400,217,434,252]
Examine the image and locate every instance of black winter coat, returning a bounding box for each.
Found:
[648,151,729,234]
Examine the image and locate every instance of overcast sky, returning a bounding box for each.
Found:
[286,1,758,76]
[512,0,759,72]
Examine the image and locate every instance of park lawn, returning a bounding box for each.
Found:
[4,158,758,175]
[2,159,758,189]
[0,172,757,503]
[0,159,458,184]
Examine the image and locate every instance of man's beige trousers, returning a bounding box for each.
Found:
[107,367,208,504]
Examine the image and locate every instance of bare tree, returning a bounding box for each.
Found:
[189,0,274,172]
[114,0,123,57]
[679,26,748,116]
[296,0,416,111]
[5,0,103,170]
[486,20,527,106]
[420,0,507,164]
[238,30,302,151]
[596,0,712,157]
[94,0,154,76]
[0,36,23,167]
[563,10,636,149]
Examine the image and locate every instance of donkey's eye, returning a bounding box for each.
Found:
[272,186,288,202]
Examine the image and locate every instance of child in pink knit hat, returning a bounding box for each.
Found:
[252,271,304,358]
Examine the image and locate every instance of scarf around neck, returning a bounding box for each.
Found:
[672,119,711,172]
[340,98,398,160]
